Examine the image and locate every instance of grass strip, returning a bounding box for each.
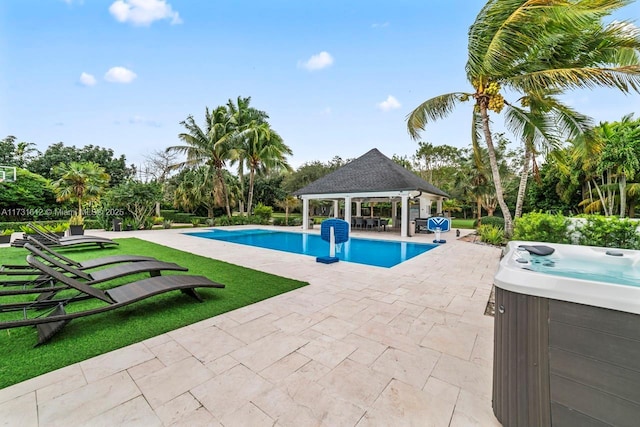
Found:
[0,238,307,389]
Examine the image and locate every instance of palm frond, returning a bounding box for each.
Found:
[406,92,471,140]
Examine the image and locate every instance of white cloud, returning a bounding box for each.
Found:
[372,22,390,28]
[104,66,137,83]
[129,115,161,127]
[79,72,96,86]
[298,51,334,71]
[377,95,401,111]
[109,0,182,26]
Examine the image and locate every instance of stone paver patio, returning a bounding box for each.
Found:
[0,226,502,426]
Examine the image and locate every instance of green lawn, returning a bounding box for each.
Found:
[451,218,476,229]
[0,238,307,389]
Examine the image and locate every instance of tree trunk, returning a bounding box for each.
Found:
[476,196,482,222]
[592,179,608,216]
[247,167,256,215]
[480,105,513,236]
[155,201,161,217]
[216,168,232,218]
[285,206,289,223]
[514,145,532,218]
[619,173,627,218]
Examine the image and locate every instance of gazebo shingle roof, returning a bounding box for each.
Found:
[293,148,449,197]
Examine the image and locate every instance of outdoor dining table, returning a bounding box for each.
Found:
[365,217,389,231]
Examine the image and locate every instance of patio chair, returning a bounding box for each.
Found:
[1,236,155,276]
[0,242,189,298]
[10,223,118,249]
[354,217,365,229]
[0,254,225,345]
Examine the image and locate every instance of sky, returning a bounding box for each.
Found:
[1,0,640,171]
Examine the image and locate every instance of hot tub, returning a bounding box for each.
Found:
[492,241,640,427]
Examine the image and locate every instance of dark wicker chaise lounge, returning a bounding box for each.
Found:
[0,243,189,299]
[0,255,225,345]
[1,236,155,275]
[10,223,118,249]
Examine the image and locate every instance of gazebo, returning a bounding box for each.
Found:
[293,148,449,237]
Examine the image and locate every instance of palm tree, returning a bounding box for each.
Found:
[167,107,234,218]
[276,196,300,225]
[234,123,292,215]
[407,0,640,236]
[14,141,39,168]
[51,161,110,219]
[226,96,269,214]
[598,114,640,217]
[507,90,593,218]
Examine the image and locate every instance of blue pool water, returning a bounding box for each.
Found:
[185,229,438,268]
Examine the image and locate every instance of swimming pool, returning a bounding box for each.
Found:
[185,228,437,268]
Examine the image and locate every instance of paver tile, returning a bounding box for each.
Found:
[357,379,455,427]
[80,342,155,383]
[82,395,162,427]
[0,392,37,427]
[38,371,140,426]
[191,364,273,420]
[135,357,214,408]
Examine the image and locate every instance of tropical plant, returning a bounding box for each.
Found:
[597,114,640,217]
[232,123,292,215]
[276,196,300,225]
[162,220,173,229]
[108,181,162,230]
[513,212,571,244]
[226,96,270,214]
[167,106,235,217]
[478,224,504,246]
[576,215,640,249]
[51,161,110,220]
[1,228,14,236]
[407,0,640,237]
[253,203,273,223]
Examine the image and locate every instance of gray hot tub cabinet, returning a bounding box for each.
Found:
[492,286,640,427]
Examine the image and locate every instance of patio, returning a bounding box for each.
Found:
[0,226,502,426]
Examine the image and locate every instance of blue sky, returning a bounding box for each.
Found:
[1,0,639,170]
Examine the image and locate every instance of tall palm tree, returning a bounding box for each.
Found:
[51,161,110,219]
[407,0,640,236]
[506,90,593,218]
[234,123,292,215]
[167,107,234,218]
[226,96,269,214]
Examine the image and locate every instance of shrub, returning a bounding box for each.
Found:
[576,216,640,249]
[473,216,504,228]
[152,216,164,225]
[253,203,273,222]
[478,224,505,245]
[231,215,249,225]
[162,220,173,229]
[191,218,201,227]
[273,217,285,226]
[513,212,571,243]
[205,218,216,226]
[142,217,155,230]
[217,216,231,226]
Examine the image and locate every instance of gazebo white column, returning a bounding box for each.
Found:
[302,198,309,230]
[436,198,443,215]
[392,201,398,227]
[344,196,352,230]
[356,201,362,217]
[400,195,409,237]
[333,200,339,218]
[419,197,429,218]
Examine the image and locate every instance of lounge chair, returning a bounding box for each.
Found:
[10,224,118,249]
[1,236,155,276]
[0,243,189,298]
[0,254,225,345]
